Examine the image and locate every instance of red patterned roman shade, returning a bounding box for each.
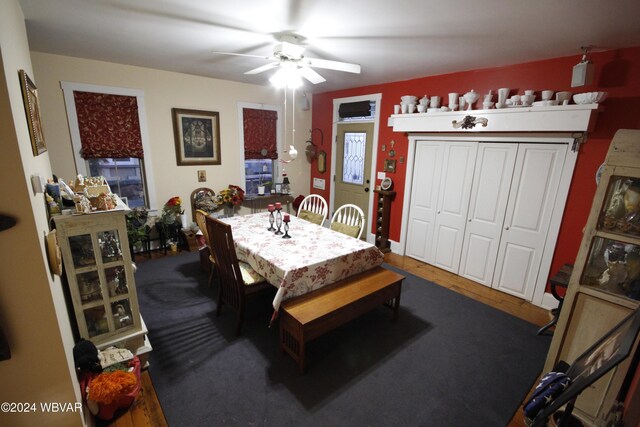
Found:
[243,108,278,160]
[73,91,144,159]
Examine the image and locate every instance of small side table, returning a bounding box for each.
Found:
[537,263,573,335]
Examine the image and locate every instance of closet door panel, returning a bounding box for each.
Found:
[431,142,477,273]
[406,141,443,263]
[459,143,517,286]
[494,143,567,300]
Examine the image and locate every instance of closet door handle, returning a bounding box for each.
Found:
[505,226,510,230]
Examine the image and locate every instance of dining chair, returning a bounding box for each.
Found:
[195,209,216,287]
[297,194,328,226]
[205,216,271,336]
[190,187,216,221]
[330,204,365,239]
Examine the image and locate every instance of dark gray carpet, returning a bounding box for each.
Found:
[135,252,551,426]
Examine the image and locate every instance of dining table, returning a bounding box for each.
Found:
[219,212,384,314]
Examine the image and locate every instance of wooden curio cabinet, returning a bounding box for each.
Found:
[544,129,640,425]
[54,200,151,363]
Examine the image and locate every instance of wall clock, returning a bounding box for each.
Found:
[381,177,393,191]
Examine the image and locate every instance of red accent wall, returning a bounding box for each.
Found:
[311,46,640,290]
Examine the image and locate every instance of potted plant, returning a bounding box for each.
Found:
[158,197,184,248]
[125,207,151,255]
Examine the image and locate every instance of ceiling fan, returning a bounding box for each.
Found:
[212,34,361,85]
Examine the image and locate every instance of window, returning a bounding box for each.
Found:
[238,103,282,195]
[342,132,366,185]
[61,82,157,209]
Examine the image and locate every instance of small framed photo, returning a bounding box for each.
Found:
[275,183,282,194]
[172,108,221,166]
[384,158,397,173]
[19,70,47,156]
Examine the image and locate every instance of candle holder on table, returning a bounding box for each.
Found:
[274,202,283,235]
[267,204,276,231]
[282,214,291,238]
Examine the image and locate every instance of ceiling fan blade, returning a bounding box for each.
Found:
[212,51,273,60]
[298,66,326,84]
[301,57,361,74]
[245,62,280,75]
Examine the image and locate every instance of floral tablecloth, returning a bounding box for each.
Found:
[221,213,384,311]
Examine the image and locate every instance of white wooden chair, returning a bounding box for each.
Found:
[330,204,365,239]
[297,194,329,226]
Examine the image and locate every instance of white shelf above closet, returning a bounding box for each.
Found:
[388,104,600,133]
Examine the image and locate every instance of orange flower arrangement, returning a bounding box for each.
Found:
[88,370,137,405]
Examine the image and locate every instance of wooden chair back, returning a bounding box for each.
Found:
[206,216,268,335]
[331,204,366,239]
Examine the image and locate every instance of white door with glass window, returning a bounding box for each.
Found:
[493,143,566,300]
[334,122,373,234]
[459,143,517,286]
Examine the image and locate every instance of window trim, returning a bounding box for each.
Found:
[237,102,283,193]
[61,82,158,210]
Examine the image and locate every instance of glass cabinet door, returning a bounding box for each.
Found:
[98,230,123,263]
[598,176,640,237]
[69,234,95,267]
[582,236,640,301]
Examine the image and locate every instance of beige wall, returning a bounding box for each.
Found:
[0,1,83,426]
[31,52,312,220]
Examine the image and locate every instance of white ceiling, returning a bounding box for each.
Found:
[18,0,640,93]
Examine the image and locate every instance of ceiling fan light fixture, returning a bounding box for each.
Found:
[269,66,303,89]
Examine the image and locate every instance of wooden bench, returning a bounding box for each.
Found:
[279,266,405,373]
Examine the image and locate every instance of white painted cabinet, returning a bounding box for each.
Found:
[407,139,569,301]
[54,204,151,362]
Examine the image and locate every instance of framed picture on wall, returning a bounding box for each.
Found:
[384,158,396,173]
[172,108,221,166]
[19,70,47,156]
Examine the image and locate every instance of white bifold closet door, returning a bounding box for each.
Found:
[492,143,566,300]
[430,142,477,273]
[405,140,477,273]
[459,143,518,286]
[405,141,444,263]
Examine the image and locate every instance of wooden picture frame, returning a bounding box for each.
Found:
[172,108,221,166]
[384,158,396,173]
[19,70,47,156]
[275,183,283,194]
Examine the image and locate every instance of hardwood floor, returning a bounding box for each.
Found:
[107,250,551,426]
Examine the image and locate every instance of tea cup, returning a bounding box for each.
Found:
[520,94,534,106]
[401,104,408,114]
[556,91,572,104]
[393,104,400,114]
[408,104,416,113]
[524,90,535,96]
[417,104,426,113]
[430,96,441,108]
[541,90,554,101]
[448,92,459,108]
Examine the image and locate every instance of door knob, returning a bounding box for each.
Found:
[364,187,370,192]
[366,179,370,184]
[468,219,472,222]
[505,226,510,230]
